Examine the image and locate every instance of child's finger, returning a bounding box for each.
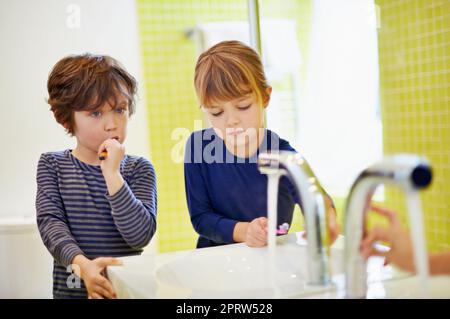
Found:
[252,228,267,243]
[90,292,104,299]
[97,257,123,268]
[361,233,378,249]
[97,138,119,157]
[255,234,268,246]
[362,226,392,246]
[329,227,338,244]
[361,245,388,260]
[250,223,268,243]
[93,284,114,299]
[369,206,399,225]
[257,217,268,228]
[96,276,117,298]
[246,234,266,247]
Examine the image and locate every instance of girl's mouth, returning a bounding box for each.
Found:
[226,128,245,136]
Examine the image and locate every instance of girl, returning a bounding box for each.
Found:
[184,40,337,248]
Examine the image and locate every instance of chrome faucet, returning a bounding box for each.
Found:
[344,154,432,298]
[258,151,332,286]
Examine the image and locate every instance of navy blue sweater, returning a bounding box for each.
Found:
[184,128,301,248]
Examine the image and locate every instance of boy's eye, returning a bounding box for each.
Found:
[115,107,128,114]
[91,111,102,118]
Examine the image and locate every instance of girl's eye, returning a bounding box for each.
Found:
[91,111,102,118]
[211,111,223,117]
[238,104,251,110]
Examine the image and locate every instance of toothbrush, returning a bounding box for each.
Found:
[99,150,108,161]
[276,223,290,235]
[98,137,120,160]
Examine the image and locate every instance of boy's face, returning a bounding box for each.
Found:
[204,93,268,150]
[72,97,129,155]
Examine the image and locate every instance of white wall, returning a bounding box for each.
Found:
[0,0,154,297]
[299,0,382,197]
[0,0,150,218]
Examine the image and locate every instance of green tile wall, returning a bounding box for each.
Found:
[136,0,312,252]
[376,0,450,252]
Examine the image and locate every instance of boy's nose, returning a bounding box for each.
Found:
[104,115,118,131]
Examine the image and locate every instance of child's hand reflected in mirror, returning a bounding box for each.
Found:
[360,206,450,275]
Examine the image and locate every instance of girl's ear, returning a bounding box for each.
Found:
[263,86,272,108]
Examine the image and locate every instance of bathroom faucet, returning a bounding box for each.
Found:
[344,154,432,298]
[258,151,331,286]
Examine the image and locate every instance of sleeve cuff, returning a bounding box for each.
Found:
[59,242,85,268]
[215,218,239,244]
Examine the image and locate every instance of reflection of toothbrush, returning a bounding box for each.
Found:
[276,223,290,235]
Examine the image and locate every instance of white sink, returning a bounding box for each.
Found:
[154,234,342,298]
[107,232,421,299]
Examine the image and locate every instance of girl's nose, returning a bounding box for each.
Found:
[227,113,240,126]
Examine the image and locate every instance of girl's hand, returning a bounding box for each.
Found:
[245,217,268,247]
[302,196,339,245]
[98,138,125,177]
[323,195,339,244]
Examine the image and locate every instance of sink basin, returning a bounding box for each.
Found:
[155,234,345,298]
[107,232,409,299]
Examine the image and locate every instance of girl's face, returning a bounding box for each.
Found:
[204,90,270,153]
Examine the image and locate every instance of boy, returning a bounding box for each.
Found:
[37,53,157,298]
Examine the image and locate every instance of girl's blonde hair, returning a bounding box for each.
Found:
[194,40,270,108]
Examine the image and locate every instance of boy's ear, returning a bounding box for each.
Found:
[62,122,74,135]
[263,86,272,108]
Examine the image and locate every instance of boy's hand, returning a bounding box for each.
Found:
[98,138,125,196]
[98,138,125,177]
[73,255,122,299]
[245,217,268,247]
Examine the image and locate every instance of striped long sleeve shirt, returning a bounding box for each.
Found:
[36,149,157,298]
